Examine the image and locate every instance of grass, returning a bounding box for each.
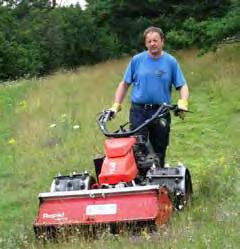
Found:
[0,43,239,249]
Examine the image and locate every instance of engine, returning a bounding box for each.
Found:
[133,135,161,176]
[50,172,96,192]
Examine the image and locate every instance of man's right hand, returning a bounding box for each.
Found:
[109,102,122,119]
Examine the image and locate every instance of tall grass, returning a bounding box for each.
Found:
[0,44,239,249]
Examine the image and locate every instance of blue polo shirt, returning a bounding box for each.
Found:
[123,51,186,104]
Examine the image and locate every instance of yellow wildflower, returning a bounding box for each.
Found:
[8,138,16,145]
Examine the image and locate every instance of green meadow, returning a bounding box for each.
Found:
[0,43,239,248]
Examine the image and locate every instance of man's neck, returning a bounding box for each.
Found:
[148,50,164,59]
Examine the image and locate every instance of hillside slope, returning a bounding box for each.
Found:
[0,44,239,249]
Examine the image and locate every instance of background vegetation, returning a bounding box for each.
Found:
[0,43,239,248]
[0,0,239,80]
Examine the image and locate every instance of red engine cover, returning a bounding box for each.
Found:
[104,137,136,157]
[99,137,138,185]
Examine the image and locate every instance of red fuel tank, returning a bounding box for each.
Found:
[98,137,138,185]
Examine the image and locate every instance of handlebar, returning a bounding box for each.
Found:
[97,104,190,138]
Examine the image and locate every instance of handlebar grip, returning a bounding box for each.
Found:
[101,110,114,123]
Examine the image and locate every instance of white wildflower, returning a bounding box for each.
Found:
[73,125,80,130]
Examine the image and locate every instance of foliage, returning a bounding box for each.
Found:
[0,0,239,80]
[166,6,240,52]
[0,1,121,80]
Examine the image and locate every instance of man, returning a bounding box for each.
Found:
[109,26,189,167]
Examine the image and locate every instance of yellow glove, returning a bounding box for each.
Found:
[109,102,121,118]
[177,99,188,119]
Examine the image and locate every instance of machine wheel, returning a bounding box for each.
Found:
[174,169,193,210]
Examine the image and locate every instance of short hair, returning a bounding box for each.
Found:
[143,26,164,41]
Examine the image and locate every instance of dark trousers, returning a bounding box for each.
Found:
[129,104,171,167]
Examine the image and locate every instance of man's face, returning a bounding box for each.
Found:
[145,31,164,58]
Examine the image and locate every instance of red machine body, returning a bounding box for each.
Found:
[34,186,172,229]
[98,137,138,185]
[33,136,173,235]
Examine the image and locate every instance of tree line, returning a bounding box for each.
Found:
[0,0,239,81]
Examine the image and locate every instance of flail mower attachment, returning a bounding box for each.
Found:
[33,104,192,239]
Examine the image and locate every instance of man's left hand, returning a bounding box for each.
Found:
[177,99,188,119]
[108,102,122,119]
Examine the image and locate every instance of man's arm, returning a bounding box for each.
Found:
[109,81,129,114]
[179,84,189,101]
[114,81,129,104]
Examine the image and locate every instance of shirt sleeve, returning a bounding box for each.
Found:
[172,60,187,89]
[123,59,134,85]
